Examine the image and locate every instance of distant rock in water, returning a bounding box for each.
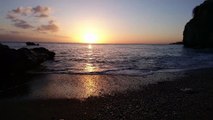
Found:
[26,42,39,46]
[170,41,183,45]
[0,43,55,77]
[183,1,213,48]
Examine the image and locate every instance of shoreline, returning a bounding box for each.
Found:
[0,68,213,119]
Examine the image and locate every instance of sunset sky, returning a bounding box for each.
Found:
[0,0,203,44]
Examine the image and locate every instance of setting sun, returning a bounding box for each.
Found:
[84,33,98,44]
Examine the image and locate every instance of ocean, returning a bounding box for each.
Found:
[2,42,213,99]
[3,42,213,76]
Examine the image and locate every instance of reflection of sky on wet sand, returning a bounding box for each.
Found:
[30,75,98,99]
[84,76,98,96]
[29,75,148,99]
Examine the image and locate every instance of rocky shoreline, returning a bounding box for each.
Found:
[0,43,55,90]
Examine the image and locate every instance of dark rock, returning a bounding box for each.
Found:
[0,43,55,77]
[170,41,183,45]
[0,43,55,91]
[32,47,55,60]
[26,42,39,46]
[183,1,213,48]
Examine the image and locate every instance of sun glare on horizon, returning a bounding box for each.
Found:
[84,33,98,44]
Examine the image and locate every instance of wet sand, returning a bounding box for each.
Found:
[1,68,213,120]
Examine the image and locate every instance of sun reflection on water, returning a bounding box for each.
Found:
[83,45,101,97]
[88,44,92,49]
[85,63,95,72]
[84,44,98,73]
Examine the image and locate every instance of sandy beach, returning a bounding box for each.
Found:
[0,68,213,120]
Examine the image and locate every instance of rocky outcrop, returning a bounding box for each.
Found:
[26,42,39,46]
[170,41,183,45]
[0,43,55,76]
[183,1,213,48]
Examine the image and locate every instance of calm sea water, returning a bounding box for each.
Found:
[3,42,213,76]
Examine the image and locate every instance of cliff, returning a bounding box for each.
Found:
[183,1,213,48]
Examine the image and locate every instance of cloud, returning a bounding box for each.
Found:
[8,6,51,18]
[6,13,34,29]
[0,28,6,31]
[13,19,34,29]
[0,34,38,42]
[12,7,32,16]
[6,5,59,33]
[7,9,34,29]
[0,33,70,43]
[0,28,21,35]
[33,6,51,18]
[9,31,20,34]
[6,13,17,20]
[36,20,59,32]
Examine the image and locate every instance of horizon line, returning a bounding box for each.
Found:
[0,40,182,45]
